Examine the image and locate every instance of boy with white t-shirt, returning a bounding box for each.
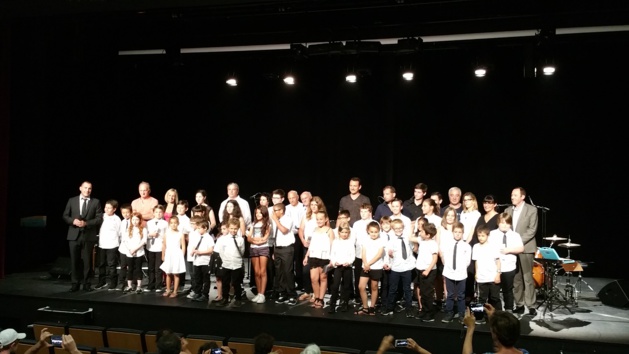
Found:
[190,220,215,302]
[488,213,524,313]
[472,224,502,316]
[96,200,121,290]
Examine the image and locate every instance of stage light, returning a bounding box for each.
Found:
[345,74,357,83]
[542,65,556,75]
[283,75,295,85]
[402,71,414,81]
[226,76,237,86]
[474,67,487,77]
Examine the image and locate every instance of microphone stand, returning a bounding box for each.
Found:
[529,196,550,242]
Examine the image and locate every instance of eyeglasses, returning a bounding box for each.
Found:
[273,209,282,212]
[463,199,473,201]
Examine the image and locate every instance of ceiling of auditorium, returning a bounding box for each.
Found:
[3,0,629,52]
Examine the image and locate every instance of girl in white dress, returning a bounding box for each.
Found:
[160,216,187,298]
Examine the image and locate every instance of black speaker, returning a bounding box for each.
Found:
[598,279,629,307]
[49,257,71,278]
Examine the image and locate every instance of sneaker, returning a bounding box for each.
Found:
[192,295,208,302]
[95,283,108,290]
[287,298,297,306]
[422,314,435,322]
[415,311,426,321]
[442,312,454,323]
[155,288,163,293]
[275,296,288,304]
[116,284,125,291]
[380,308,394,316]
[406,308,415,318]
[252,294,260,303]
[232,300,244,307]
[256,294,266,304]
[328,305,336,314]
[395,304,405,313]
[143,287,153,293]
[339,302,349,312]
[186,291,197,299]
[136,288,143,294]
[123,286,133,293]
[107,285,117,291]
[215,298,229,307]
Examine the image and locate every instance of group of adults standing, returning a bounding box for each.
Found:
[62,178,538,315]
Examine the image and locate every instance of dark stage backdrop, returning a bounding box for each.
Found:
[5,28,627,279]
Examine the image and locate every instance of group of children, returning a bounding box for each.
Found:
[321,201,523,324]
[95,199,247,304]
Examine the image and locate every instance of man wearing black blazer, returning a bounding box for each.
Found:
[505,187,539,316]
[62,181,103,292]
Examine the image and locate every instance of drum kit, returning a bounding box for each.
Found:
[534,234,588,315]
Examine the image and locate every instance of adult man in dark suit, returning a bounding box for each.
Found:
[62,181,103,292]
[505,187,538,316]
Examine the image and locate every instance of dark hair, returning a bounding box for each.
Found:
[477,224,491,235]
[254,333,274,354]
[489,311,521,347]
[198,341,219,354]
[178,199,189,208]
[272,189,285,198]
[157,332,181,354]
[106,199,118,209]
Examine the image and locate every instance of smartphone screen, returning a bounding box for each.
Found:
[394,339,408,347]
[50,335,63,347]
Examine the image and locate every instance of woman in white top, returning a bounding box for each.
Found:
[297,196,328,301]
[303,210,334,309]
[460,192,481,243]
[246,206,271,304]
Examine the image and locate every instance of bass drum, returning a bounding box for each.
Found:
[533,261,545,288]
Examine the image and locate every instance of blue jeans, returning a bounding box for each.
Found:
[445,277,466,314]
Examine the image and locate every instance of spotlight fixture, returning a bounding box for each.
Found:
[402,71,414,81]
[542,64,556,75]
[283,75,295,85]
[345,73,357,83]
[474,66,487,77]
[226,75,237,86]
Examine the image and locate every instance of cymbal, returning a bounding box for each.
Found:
[558,242,581,248]
[544,235,567,241]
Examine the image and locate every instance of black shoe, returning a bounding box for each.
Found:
[192,295,208,302]
[70,284,80,292]
[215,298,229,307]
[380,308,394,316]
[287,298,297,306]
[527,308,537,316]
[339,302,349,312]
[275,296,288,304]
[83,284,93,292]
[406,308,415,318]
[513,305,525,314]
[232,300,244,307]
[415,310,426,320]
[95,283,108,290]
[328,305,336,314]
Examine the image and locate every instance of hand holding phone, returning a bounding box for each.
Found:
[50,335,63,348]
[394,339,408,348]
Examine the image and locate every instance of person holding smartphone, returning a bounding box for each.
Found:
[376,335,432,354]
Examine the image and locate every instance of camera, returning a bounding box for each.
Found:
[210,348,222,354]
[469,302,485,321]
[394,339,408,348]
[50,335,63,347]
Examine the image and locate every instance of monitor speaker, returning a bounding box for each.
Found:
[598,279,629,308]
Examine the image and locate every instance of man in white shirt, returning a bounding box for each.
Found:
[270,203,298,305]
[285,190,306,290]
[218,182,252,227]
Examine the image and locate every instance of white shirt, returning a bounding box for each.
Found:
[215,234,245,270]
[122,227,147,258]
[273,214,294,247]
[460,210,481,241]
[146,218,168,252]
[99,214,121,249]
[192,233,215,266]
[330,237,356,266]
[473,242,501,283]
[415,238,438,271]
[308,227,332,260]
[424,214,442,228]
[441,239,471,281]
[250,221,269,248]
[187,230,200,261]
[118,218,131,254]
[385,235,416,272]
[352,219,374,258]
[218,196,252,227]
[176,214,191,234]
[362,236,386,270]
[285,202,305,234]
[488,229,523,272]
[512,205,522,230]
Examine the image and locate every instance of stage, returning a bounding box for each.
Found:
[1,266,629,354]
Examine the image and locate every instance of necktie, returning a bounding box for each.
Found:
[503,232,508,247]
[81,198,88,217]
[400,238,407,260]
[194,236,204,258]
[453,241,458,270]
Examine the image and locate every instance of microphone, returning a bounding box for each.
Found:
[529,196,536,206]
[377,196,385,203]
[249,192,261,199]
[496,203,512,207]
